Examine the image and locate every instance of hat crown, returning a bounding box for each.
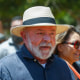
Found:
[23,6,55,22]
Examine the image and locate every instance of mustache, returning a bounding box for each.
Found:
[39,43,52,47]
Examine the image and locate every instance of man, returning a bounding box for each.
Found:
[0,16,23,59]
[0,6,75,80]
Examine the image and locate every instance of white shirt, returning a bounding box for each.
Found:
[0,37,17,59]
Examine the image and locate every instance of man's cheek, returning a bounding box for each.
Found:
[52,38,56,46]
[31,37,42,46]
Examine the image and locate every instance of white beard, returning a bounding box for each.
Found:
[27,34,56,59]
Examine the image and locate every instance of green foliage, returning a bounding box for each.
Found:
[0,0,79,30]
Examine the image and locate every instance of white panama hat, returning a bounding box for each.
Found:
[10,6,72,37]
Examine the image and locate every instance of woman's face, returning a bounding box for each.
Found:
[58,32,80,64]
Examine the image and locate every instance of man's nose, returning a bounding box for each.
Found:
[43,34,51,42]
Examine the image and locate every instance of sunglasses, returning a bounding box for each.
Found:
[63,41,80,50]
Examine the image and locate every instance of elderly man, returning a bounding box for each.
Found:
[0,6,75,80]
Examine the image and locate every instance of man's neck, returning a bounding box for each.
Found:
[34,56,47,64]
[38,59,47,64]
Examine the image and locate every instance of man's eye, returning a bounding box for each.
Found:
[36,33,44,35]
[50,33,54,35]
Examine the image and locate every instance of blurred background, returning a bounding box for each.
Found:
[0,0,80,38]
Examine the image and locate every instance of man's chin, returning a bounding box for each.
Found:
[40,54,52,59]
[38,57,49,60]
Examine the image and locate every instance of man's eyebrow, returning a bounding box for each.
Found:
[36,29,55,31]
[36,29,42,31]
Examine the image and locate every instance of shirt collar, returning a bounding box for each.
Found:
[21,44,34,59]
[21,44,54,62]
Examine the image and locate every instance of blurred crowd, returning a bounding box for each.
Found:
[0,16,24,58]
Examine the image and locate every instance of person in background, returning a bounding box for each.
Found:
[73,61,80,74]
[0,16,23,59]
[0,19,4,33]
[54,27,80,80]
[0,19,6,43]
[72,26,80,74]
[0,6,75,80]
[0,33,6,43]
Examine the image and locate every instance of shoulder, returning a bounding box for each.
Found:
[53,55,75,80]
[0,38,12,50]
[0,40,8,48]
[0,38,16,56]
[0,52,22,73]
[0,54,18,80]
[54,55,67,64]
[0,53,19,67]
[50,55,69,70]
[0,51,28,80]
[53,55,72,73]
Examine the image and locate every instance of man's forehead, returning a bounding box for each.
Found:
[24,26,56,31]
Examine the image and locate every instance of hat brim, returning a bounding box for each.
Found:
[10,23,71,37]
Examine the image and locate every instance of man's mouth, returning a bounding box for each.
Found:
[39,46,51,50]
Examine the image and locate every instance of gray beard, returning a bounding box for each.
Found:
[27,34,56,59]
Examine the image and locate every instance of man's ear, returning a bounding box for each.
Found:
[20,31,26,40]
[57,44,64,52]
